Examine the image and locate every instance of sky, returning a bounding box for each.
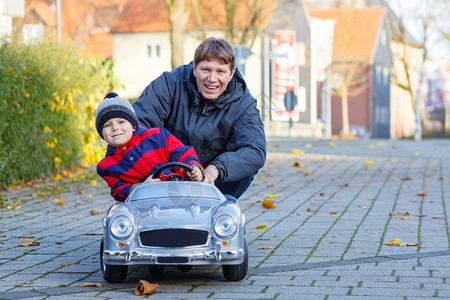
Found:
[385,0,450,61]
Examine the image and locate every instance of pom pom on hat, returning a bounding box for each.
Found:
[95,92,139,139]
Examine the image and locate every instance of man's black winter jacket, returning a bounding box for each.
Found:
[133,62,266,182]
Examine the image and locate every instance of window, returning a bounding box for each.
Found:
[146,43,161,59]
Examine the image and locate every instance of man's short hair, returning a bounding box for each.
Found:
[194,37,236,71]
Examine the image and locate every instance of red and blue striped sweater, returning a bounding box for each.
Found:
[97,126,202,201]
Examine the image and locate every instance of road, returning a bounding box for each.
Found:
[1,137,449,299]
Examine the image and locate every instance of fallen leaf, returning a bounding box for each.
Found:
[398,216,416,220]
[417,189,427,196]
[89,209,107,215]
[319,192,326,196]
[401,176,413,181]
[293,161,304,167]
[361,181,371,184]
[90,180,97,187]
[20,238,40,247]
[304,171,314,176]
[79,282,103,287]
[329,211,338,215]
[53,198,65,204]
[438,177,447,181]
[258,246,276,250]
[54,174,63,181]
[61,261,80,266]
[432,216,446,219]
[55,241,64,245]
[329,142,336,148]
[135,280,160,295]
[389,212,410,216]
[262,200,277,209]
[385,238,401,246]
[255,224,267,229]
[291,149,304,154]
[265,193,280,198]
[365,161,373,165]
[7,201,21,210]
[306,208,316,212]
[386,238,418,246]
[84,233,103,236]
[0,234,6,237]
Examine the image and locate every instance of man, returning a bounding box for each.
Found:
[133,37,266,199]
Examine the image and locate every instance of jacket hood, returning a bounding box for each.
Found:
[185,62,248,108]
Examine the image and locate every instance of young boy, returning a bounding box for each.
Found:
[95,92,204,201]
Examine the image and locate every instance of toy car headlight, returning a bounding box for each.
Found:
[110,216,133,239]
[214,214,237,238]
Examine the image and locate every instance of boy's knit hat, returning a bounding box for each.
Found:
[95,92,139,139]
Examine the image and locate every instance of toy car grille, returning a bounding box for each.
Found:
[139,229,208,247]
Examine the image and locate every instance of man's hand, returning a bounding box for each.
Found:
[204,164,219,185]
[143,176,161,183]
[187,166,203,181]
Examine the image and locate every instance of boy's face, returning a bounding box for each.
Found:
[102,117,135,148]
[193,59,235,100]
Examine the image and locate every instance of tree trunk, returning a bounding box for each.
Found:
[341,88,349,135]
[167,0,189,69]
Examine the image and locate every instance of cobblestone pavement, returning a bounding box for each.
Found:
[1,137,449,299]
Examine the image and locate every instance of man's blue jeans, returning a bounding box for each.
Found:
[215,173,255,199]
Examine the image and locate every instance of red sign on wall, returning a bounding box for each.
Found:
[271,30,298,121]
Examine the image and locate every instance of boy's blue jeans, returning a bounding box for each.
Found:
[215,173,255,199]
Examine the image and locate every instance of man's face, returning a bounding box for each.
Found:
[102,117,135,148]
[193,59,236,100]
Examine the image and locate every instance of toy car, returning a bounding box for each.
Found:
[100,162,248,282]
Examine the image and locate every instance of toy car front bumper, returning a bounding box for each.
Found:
[103,242,245,265]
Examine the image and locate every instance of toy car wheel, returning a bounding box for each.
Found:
[177,265,193,273]
[222,238,248,281]
[149,265,165,278]
[100,240,128,283]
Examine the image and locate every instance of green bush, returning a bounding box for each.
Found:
[0,40,120,187]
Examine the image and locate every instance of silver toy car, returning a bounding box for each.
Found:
[100,162,248,282]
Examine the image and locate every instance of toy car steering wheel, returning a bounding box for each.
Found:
[152,162,194,181]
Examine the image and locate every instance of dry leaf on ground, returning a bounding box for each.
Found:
[262,200,277,209]
[53,198,65,204]
[417,189,427,196]
[135,280,160,295]
[255,224,267,229]
[89,209,107,215]
[264,193,280,198]
[291,149,304,154]
[329,211,338,215]
[258,246,276,250]
[385,238,418,246]
[79,282,103,287]
[61,261,80,266]
[20,238,40,247]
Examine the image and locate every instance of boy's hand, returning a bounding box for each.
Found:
[187,166,203,181]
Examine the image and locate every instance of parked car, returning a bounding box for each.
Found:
[100,162,248,282]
